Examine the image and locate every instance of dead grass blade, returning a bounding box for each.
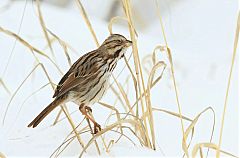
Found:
[155,0,187,155]
[217,11,240,158]
[109,86,126,110]
[143,106,195,152]
[85,116,101,155]
[0,78,11,95]
[192,143,239,158]
[99,101,122,133]
[0,152,6,158]
[142,54,153,74]
[79,119,146,158]
[123,55,139,118]
[112,75,134,115]
[107,52,136,111]
[142,107,192,122]
[107,53,134,111]
[152,45,166,65]
[46,28,72,66]
[108,16,127,34]
[145,61,167,149]
[112,126,138,145]
[61,105,85,148]
[107,112,148,147]
[182,107,215,158]
[122,60,166,121]
[52,108,63,126]
[1,0,27,78]
[99,101,126,146]
[35,0,55,59]
[122,0,152,148]
[108,16,138,36]
[75,0,99,46]
[0,26,63,74]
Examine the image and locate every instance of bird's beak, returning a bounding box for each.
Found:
[125,40,132,47]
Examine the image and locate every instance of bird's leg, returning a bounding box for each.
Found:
[85,106,92,113]
[79,105,101,134]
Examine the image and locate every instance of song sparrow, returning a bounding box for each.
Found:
[28,34,132,134]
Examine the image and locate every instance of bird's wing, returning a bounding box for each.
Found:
[54,72,99,98]
[53,50,102,98]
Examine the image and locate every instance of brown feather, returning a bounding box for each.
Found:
[27,96,65,128]
[53,50,100,98]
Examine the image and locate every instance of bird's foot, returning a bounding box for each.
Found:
[85,106,92,113]
[94,122,101,134]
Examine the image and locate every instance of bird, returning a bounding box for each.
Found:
[27,34,132,134]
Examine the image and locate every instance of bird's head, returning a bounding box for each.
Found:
[100,34,132,60]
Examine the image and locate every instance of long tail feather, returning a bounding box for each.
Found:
[27,97,65,128]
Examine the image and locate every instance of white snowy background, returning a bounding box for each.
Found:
[0,0,239,157]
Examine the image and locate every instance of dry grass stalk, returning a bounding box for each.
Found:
[46,29,72,66]
[0,78,11,95]
[108,16,128,34]
[61,105,85,148]
[155,0,187,155]
[142,54,153,74]
[122,0,154,149]
[99,101,124,148]
[52,108,63,126]
[182,107,215,158]
[122,59,166,120]
[149,108,193,122]
[0,152,6,158]
[192,143,239,158]
[1,0,27,79]
[109,86,126,110]
[99,101,122,134]
[112,75,134,115]
[36,0,55,59]
[216,11,240,158]
[146,61,168,147]
[108,16,138,36]
[123,55,139,119]
[75,0,99,46]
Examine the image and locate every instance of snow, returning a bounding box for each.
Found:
[0,0,239,157]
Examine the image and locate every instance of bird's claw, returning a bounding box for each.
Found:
[85,106,92,113]
[94,123,101,134]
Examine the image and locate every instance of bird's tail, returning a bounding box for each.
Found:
[27,97,65,128]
